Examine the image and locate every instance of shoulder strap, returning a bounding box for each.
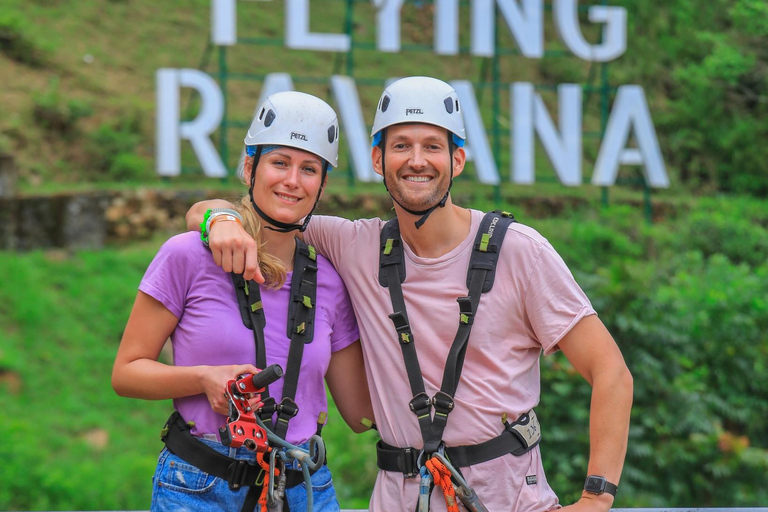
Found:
[230,238,319,440]
[466,210,516,293]
[273,238,318,439]
[378,218,406,286]
[378,219,433,445]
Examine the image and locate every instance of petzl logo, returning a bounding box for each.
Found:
[290,132,308,141]
[405,108,423,116]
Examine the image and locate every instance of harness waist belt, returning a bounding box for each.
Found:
[376,409,541,476]
[161,411,318,490]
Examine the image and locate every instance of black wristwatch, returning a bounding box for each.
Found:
[583,475,618,496]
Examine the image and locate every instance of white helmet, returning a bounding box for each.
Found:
[245,91,339,167]
[370,76,465,145]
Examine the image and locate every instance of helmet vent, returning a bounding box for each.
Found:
[327,125,336,143]
[259,108,265,120]
[455,99,460,112]
[444,98,454,114]
[381,95,390,113]
[264,109,276,127]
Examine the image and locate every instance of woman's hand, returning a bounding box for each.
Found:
[199,364,262,415]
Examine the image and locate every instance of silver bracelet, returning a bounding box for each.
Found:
[204,208,243,241]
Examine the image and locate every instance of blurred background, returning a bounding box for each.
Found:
[1,0,767,510]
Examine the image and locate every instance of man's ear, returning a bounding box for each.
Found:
[451,146,466,178]
[371,145,384,177]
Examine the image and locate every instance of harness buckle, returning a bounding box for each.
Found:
[456,296,474,324]
[388,312,413,343]
[431,391,454,416]
[277,398,299,418]
[258,397,278,417]
[409,392,432,418]
[398,446,420,478]
[226,459,255,491]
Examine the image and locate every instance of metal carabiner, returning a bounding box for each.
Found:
[430,452,489,512]
[418,465,433,512]
[267,449,286,509]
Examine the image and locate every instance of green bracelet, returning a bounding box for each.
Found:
[200,209,213,247]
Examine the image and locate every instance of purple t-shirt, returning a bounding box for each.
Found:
[139,231,359,445]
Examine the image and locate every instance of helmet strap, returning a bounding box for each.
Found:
[248,147,327,233]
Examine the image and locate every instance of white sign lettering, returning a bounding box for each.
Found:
[157,1,666,188]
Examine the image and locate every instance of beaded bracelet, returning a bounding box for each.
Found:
[200,208,243,247]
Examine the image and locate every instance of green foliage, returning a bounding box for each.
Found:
[32,79,93,136]
[632,0,768,196]
[86,112,153,182]
[0,11,49,66]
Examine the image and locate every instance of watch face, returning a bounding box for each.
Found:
[584,476,606,494]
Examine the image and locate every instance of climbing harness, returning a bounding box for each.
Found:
[377,210,543,510]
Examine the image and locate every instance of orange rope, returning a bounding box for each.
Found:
[425,458,459,512]
[256,450,279,512]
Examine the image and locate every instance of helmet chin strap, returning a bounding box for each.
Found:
[248,147,327,233]
[380,138,455,230]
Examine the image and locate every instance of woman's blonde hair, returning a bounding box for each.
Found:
[234,153,288,289]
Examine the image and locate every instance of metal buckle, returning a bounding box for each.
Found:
[399,447,420,478]
[431,391,455,415]
[277,398,299,418]
[225,459,252,491]
[409,392,432,416]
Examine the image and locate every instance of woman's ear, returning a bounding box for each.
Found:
[242,155,254,182]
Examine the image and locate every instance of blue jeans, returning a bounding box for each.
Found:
[150,437,340,512]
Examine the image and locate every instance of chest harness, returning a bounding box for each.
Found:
[375,211,543,511]
[161,238,322,512]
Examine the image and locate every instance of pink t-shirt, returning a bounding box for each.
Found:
[139,231,359,445]
[305,209,596,512]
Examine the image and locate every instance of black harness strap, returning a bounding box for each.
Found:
[274,239,318,439]
[232,238,318,440]
[378,211,517,456]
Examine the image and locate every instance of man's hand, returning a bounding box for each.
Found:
[559,492,614,512]
[208,219,264,283]
[186,199,264,282]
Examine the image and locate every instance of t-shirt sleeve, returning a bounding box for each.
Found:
[304,215,358,271]
[327,267,360,353]
[138,233,202,319]
[523,241,596,356]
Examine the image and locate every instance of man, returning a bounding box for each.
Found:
[188,76,633,512]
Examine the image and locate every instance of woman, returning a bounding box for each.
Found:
[112,91,373,512]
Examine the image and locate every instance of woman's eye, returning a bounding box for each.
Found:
[303,166,318,174]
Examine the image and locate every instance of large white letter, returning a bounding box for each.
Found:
[593,85,668,188]
[435,0,459,55]
[375,0,406,52]
[286,0,350,52]
[471,0,543,58]
[331,76,378,182]
[156,69,226,177]
[512,83,582,186]
[452,81,500,185]
[211,0,236,46]
[554,0,626,62]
